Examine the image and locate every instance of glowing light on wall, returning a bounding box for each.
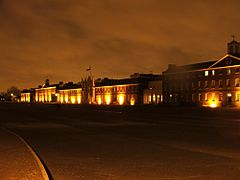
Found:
[97,96,102,105]
[130,98,135,106]
[65,96,69,103]
[117,94,124,105]
[77,96,81,104]
[210,101,217,108]
[105,95,111,105]
[60,96,64,103]
[48,93,52,102]
[71,96,76,104]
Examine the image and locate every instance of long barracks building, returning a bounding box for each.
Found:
[21,73,163,105]
[20,40,240,107]
[163,39,240,107]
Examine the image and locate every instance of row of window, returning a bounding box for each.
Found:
[204,68,235,76]
[166,78,240,91]
[166,67,240,81]
[59,90,81,95]
[168,93,240,102]
[193,78,240,88]
[95,86,138,93]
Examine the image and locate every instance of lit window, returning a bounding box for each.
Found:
[198,93,202,101]
[212,70,215,76]
[205,93,208,101]
[153,94,156,102]
[236,93,240,101]
[227,69,231,75]
[205,71,209,76]
[235,78,240,87]
[148,95,152,102]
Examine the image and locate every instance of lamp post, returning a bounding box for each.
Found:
[11,93,14,102]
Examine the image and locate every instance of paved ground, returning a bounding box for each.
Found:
[0,127,44,180]
[1,103,240,179]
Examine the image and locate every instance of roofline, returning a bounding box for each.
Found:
[209,54,240,68]
[36,86,57,90]
[94,83,140,88]
[58,88,82,91]
[164,54,240,75]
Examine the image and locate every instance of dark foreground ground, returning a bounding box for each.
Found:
[1,103,240,179]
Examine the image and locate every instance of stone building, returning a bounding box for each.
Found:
[57,82,82,104]
[93,73,161,105]
[163,39,240,107]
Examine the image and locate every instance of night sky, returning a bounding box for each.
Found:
[1,0,240,91]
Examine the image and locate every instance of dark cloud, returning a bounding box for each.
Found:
[1,0,240,90]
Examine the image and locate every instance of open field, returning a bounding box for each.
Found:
[1,103,240,179]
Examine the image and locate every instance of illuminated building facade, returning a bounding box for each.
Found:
[57,82,82,104]
[21,92,31,102]
[21,89,35,103]
[163,40,240,107]
[143,78,163,104]
[94,73,161,105]
[35,79,58,103]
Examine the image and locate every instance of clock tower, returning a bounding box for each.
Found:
[227,36,240,57]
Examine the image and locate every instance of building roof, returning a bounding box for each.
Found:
[95,74,162,87]
[164,60,217,73]
[164,54,240,74]
[59,82,81,90]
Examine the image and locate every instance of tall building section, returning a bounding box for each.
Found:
[163,39,240,107]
